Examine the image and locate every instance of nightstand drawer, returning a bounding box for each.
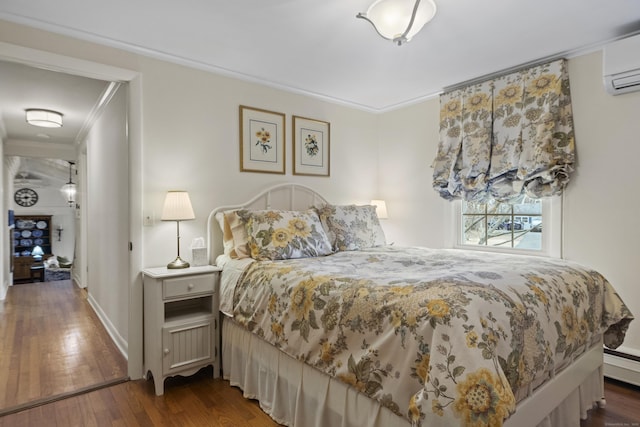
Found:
[163,274,215,299]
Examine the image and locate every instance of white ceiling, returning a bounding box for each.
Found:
[0,60,110,145]
[0,60,109,182]
[0,0,639,150]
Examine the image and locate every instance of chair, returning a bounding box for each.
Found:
[30,263,45,282]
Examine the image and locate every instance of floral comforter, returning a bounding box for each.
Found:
[229,246,633,426]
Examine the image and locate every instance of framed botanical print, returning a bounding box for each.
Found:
[292,115,330,177]
[240,105,286,174]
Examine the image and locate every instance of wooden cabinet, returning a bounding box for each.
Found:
[142,265,221,395]
[13,256,35,282]
[13,215,52,282]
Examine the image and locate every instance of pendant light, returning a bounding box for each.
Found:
[60,161,77,207]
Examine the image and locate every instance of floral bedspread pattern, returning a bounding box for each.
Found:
[230,247,633,427]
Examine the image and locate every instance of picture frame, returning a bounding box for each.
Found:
[240,105,286,174]
[292,115,330,177]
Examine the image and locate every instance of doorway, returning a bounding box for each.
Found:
[0,49,137,413]
[10,158,76,286]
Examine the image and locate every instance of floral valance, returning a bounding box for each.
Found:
[432,59,575,202]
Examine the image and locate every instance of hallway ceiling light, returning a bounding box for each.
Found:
[25,108,63,128]
[60,161,76,207]
[357,0,437,46]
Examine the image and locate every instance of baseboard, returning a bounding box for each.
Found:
[71,271,84,288]
[604,346,640,386]
[0,280,7,300]
[86,292,129,361]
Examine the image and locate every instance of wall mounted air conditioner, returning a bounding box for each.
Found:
[603,34,640,95]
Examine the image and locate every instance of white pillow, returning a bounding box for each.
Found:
[225,210,251,259]
[215,211,234,256]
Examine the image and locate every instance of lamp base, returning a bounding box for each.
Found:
[167,256,190,269]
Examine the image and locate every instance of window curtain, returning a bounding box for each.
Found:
[432,59,575,202]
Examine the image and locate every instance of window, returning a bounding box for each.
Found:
[462,195,542,250]
[449,195,562,257]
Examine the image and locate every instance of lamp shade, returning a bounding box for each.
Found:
[370,199,388,219]
[161,191,195,221]
[61,182,77,206]
[358,0,437,44]
[31,245,45,260]
[25,109,63,128]
[60,161,76,207]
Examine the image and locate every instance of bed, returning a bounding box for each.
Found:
[207,183,633,427]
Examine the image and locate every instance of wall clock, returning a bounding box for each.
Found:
[14,188,39,207]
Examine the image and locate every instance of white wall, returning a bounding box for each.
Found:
[138,56,380,269]
[377,98,442,247]
[563,51,640,356]
[85,85,129,354]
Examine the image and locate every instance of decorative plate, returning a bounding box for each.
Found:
[16,220,36,229]
[13,240,18,247]
[34,238,44,245]
[21,250,31,256]
[13,231,21,239]
[21,230,32,238]
[36,221,48,229]
[32,229,43,238]
[20,239,33,247]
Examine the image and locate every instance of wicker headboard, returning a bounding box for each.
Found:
[207,183,329,264]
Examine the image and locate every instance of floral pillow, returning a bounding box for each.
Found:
[315,204,386,251]
[243,209,333,261]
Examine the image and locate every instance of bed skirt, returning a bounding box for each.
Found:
[222,316,605,427]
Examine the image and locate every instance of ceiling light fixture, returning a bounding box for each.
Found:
[25,108,63,128]
[357,0,437,46]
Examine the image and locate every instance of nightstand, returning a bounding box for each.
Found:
[142,265,221,395]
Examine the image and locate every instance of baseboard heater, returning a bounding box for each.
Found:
[605,348,640,362]
[604,348,640,387]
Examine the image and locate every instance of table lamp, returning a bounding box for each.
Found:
[370,199,388,219]
[161,190,195,269]
[31,245,45,261]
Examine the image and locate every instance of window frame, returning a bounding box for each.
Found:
[445,195,563,258]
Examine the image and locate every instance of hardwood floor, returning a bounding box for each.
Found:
[0,367,637,426]
[0,280,128,412]
[0,367,279,427]
[581,379,640,427]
